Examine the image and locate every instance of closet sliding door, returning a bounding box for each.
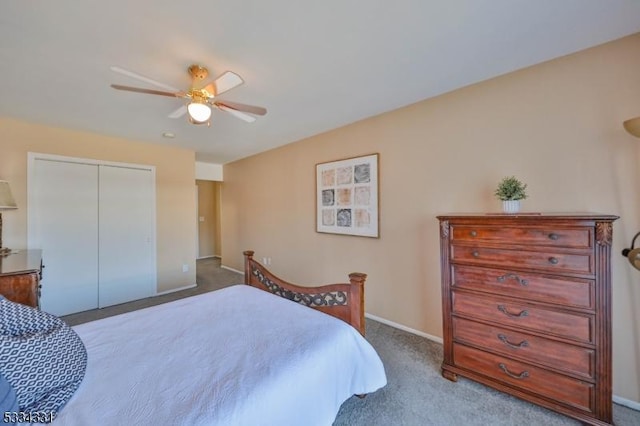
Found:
[33,159,99,316]
[29,154,156,316]
[98,165,155,307]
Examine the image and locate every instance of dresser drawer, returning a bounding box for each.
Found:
[453,344,594,413]
[0,273,39,308]
[453,317,594,379]
[452,291,593,343]
[451,246,593,275]
[451,265,594,309]
[451,225,592,249]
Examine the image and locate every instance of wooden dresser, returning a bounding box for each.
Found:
[437,214,618,425]
[0,249,43,308]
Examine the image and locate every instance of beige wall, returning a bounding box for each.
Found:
[222,33,640,401]
[196,180,221,257]
[0,118,197,293]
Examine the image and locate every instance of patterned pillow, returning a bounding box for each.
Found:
[0,295,87,416]
[0,369,18,425]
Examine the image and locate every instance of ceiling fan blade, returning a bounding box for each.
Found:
[204,71,244,97]
[110,66,180,92]
[215,100,266,116]
[168,105,187,119]
[216,104,257,123]
[111,84,185,98]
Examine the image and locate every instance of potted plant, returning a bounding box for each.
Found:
[494,176,527,213]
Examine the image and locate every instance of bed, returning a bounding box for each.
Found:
[1,251,386,425]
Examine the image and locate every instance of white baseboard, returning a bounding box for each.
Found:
[221,264,244,275]
[156,283,196,295]
[365,313,640,410]
[197,255,216,260]
[365,312,443,344]
[613,395,640,411]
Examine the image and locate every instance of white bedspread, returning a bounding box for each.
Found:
[52,285,386,426]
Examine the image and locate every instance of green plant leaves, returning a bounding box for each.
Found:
[495,176,527,201]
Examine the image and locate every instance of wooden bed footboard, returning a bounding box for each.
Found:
[243,250,366,335]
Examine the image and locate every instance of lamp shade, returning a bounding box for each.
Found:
[623,117,640,138]
[622,231,640,271]
[0,181,17,209]
[187,102,212,123]
[626,248,640,270]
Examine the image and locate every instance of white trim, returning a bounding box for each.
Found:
[27,152,158,303]
[221,264,243,275]
[364,313,640,410]
[365,313,444,344]
[195,184,199,259]
[613,395,640,411]
[197,255,217,260]
[27,152,155,171]
[156,283,197,296]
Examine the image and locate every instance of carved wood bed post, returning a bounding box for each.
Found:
[243,250,254,283]
[348,272,366,336]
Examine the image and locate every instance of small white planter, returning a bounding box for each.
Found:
[502,200,520,214]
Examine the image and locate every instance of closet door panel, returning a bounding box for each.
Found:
[98,165,155,307]
[34,159,99,316]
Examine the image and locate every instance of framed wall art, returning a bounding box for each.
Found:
[316,153,379,238]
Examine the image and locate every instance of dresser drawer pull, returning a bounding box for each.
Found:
[469,230,477,237]
[548,233,559,240]
[497,334,529,349]
[548,257,559,265]
[497,304,528,318]
[496,273,528,286]
[498,363,529,380]
[472,251,480,258]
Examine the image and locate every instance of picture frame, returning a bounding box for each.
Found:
[316,153,379,238]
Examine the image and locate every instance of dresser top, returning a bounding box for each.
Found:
[0,249,43,276]
[437,212,619,221]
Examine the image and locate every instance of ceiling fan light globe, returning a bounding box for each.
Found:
[187,102,212,123]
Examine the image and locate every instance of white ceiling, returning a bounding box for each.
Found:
[1,1,639,164]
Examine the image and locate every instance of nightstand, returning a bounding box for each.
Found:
[0,249,44,308]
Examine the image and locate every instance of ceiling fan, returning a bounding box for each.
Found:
[110,64,266,125]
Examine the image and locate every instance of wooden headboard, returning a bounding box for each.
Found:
[243,250,366,335]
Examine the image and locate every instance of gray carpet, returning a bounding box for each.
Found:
[61,258,640,425]
[335,320,640,426]
[62,257,241,326]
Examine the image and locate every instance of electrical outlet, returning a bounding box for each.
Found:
[262,257,268,265]
[267,257,272,265]
[182,264,189,272]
